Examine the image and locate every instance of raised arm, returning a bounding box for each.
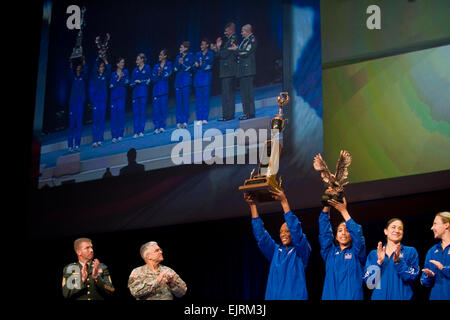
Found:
[328,198,366,262]
[318,206,334,260]
[271,189,311,266]
[245,193,277,262]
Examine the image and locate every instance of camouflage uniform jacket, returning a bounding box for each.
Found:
[128,264,187,300]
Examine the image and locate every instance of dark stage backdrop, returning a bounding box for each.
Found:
[27,189,450,301]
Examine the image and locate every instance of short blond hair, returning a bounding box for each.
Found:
[436,211,450,224]
[74,238,92,252]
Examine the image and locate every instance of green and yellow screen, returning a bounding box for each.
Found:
[323,45,450,183]
[321,0,450,183]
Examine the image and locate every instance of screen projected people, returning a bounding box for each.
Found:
[130,53,151,138]
[174,41,194,129]
[194,39,214,125]
[151,49,173,134]
[67,59,88,152]
[109,57,129,143]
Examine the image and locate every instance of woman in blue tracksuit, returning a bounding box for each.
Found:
[420,211,450,300]
[67,59,88,152]
[130,53,151,138]
[174,41,194,129]
[193,38,214,125]
[109,57,129,142]
[364,218,420,300]
[151,49,172,134]
[244,189,311,300]
[89,58,111,147]
[319,198,366,300]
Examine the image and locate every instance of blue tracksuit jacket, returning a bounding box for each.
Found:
[252,211,311,300]
[420,242,450,300]
[319,211,366,300]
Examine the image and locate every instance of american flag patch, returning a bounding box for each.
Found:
[344,253,352,260]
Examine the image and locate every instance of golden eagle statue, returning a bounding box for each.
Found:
[313,150,352,204]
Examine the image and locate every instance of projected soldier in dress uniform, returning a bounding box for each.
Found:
[211,22,238,121]
[229,24,257,120]
[62,238,115,300]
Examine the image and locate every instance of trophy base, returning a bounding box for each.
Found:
[238,175,282,203]
[321,192,344,207]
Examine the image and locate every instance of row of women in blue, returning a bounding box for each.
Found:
[67,39,214,151]
[244,190,449,300]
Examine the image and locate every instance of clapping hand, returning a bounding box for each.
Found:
[228,43,238,51]
[422,268,435,277]
[81,263,88,283]
[376,241,386,266]
[165,271,176,287]
[92,259,100,279]
[157,269,170,284]
[392,246,401,264]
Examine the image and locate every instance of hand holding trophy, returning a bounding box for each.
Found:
[313,150,352,206]
[238,92,289,203]
[95,33,110,61]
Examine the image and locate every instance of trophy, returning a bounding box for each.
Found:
[238,92,289,203]
[70,6,86,64]
[95,33,110,60]
[313,150,352,206]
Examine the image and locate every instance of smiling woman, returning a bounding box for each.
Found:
[318,198,366,300]
[420,212,450,300]
[363,218,420,300]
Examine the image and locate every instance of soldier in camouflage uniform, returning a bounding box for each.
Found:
[62,238,115,300]
[128,241,187,300]
[230,24,257,120]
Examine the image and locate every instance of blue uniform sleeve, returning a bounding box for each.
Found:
[181,53,194,72]
[162,62,172,80]
[143,65,151,85]
[105,63,112,79]
[124,69,130,85]
[345,218,367,264]
[252,217,276,262]
[193,52,201,71]
[204,51,214,71]
[130,68,137,87]
[173,54,181,73]
[109,72,117,89]
[420,248,436,287]
[88,79,95,103]
[284,211,311,267]
[442,266,450,278]
[394,247,420,285]
[151,64,159,82]
[318,211,334,261]
[363,250,381,287]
